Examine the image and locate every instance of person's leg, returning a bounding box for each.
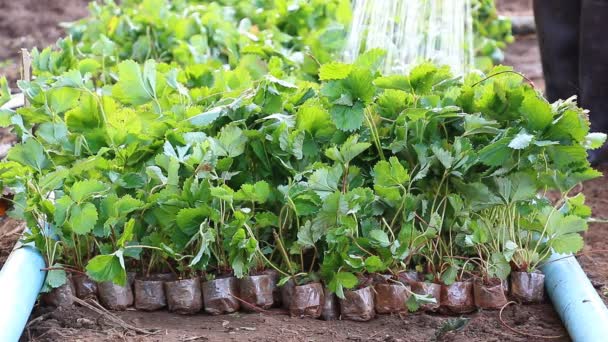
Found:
[533,0,582,102]
[580,0,608,138]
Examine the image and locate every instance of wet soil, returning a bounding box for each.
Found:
[2,0,606,341]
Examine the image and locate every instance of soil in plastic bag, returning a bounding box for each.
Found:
[238,274,274,311]
[288,282,324,318]
[510,271,545,303]
[473,278,508,309]
[134,277,167,311]
[340,286,375,321]
[201,276,240,315]
[41,279,75,307]
[440,281,475,314]
[410,281,441,312]
[263,269,282,307]
[98,281,134,311]
[280,278,296,310]
[72,274,97,300]
[374,282,410,314]
[164,277,202,314]
[397,270,421,286]
[321,286,340,321]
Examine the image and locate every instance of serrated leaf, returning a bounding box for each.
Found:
[364,255,386,272]
[86,253,127,286]
[584,132,607,150]
[45,266,67,290]
[7,138,49,172]
[550,233,584,254]
[176,207,208,235]
[520,93,553,131]
[70,180,106,202]
[319,62,352,80]
[112,60,157,105]
[330,102,365,132]
[69,202,98,234]
[369,229,390,247]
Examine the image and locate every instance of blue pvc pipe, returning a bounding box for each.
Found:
[0,241,46,342]
[541,253,608,342]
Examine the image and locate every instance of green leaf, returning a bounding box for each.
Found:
[373,157,409,204]
[45,266,67,290]
[70,180,106,202]
[86,253,127,286]
[432,146,454,169]
[69,202,98,235]
[114,195,144,217]
[520,93,553,131]
[235,181,270,203]
[307,165,342,199]
[47,87,80,114]
[297,220,323,248]
[407,292,437,312]
[369,229,391,247]
[176,207,208,235]
[374,75,411,91]
[330,102,365,132]
[0,76,10,107]
[189,107,222,127]
[117,219,135,248]
[550,233,584,254]
[217,125,248,157]
[112,60,157,105]
[325,134,371,164]
[329,272,358,299]
[584,133,607,150]
[364,255,387,272]
[319,62,352,80]
[508,131,534,150]
[210,185,235,203]
[478,137,512,166]
[7,138,49,172]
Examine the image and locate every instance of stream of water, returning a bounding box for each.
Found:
[344,0,474,76]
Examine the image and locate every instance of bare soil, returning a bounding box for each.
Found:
[0,0,89,88]
[2,0,606,341]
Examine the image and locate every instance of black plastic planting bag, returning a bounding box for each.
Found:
[239,274,274,311]
[201,277,240,315]
[72,274,98,300]
[41,279,75,307]
[164,278,202,314]
[98,280,134,310]
[411,281,441,312]
[473,278,508,309]
[397,271,421,286]
[340,286,375,321]
[263,269,282,307]
[321,286,340,321]
[510,271,545,303]
[440,281,475,314]
[288,282,324,318]
[280,279,296,310]
[134,278,167,311]
[374,283,410,314]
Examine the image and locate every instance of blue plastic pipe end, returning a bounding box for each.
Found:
[541,253,608,342]
[0,244,46,342]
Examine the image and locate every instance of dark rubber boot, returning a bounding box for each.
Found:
[581,0,608,165]
[533,0,582,102]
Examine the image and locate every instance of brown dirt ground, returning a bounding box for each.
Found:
[1,0,606,341]
[0,0,90,89]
